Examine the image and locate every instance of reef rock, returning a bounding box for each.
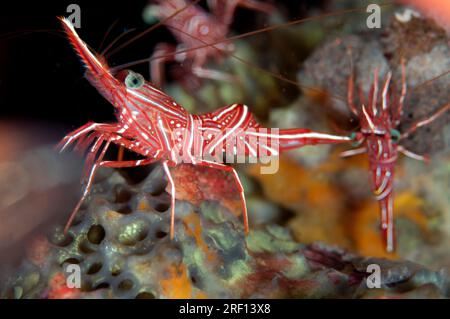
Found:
[1,164,449,299]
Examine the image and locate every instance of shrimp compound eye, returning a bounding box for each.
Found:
[125,71,145,89]
[390,129,401,143]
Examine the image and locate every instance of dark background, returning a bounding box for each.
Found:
[0,0,159,129]
[0,0,324,131]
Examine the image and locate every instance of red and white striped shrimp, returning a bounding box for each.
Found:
[141,4,449,252]
[58,17,351,239]
[342,64,450,252]
[144,0,274,86]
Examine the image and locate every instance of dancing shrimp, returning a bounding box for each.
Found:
[143,0,274,86]
[139,4,449,252]
[342,64,450,252]
[58,18,352,239]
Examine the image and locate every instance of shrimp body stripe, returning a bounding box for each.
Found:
[206,104,249,154]
[127,87,186,119]
[245,131,351,141]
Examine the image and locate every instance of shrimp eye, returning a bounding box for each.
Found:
[350,132,364,147]
[125,71,144,89]
[390,129,401,143]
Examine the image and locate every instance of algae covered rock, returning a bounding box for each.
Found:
[1,164,449,299]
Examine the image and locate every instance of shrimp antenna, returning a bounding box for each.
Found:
[411,69,450,92]
[111,2,397,100]
[106,0,202,58]
[111,2,395,71]
[396,50,449,95]
[167,25,347,102]
[109,22,346,102]
[147,2,395,64]
[97,19,120,53]
[101,28,137,56]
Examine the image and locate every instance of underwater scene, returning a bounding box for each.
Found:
[0,0,449,300]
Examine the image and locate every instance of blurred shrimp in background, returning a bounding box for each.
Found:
[0,121,82,274]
